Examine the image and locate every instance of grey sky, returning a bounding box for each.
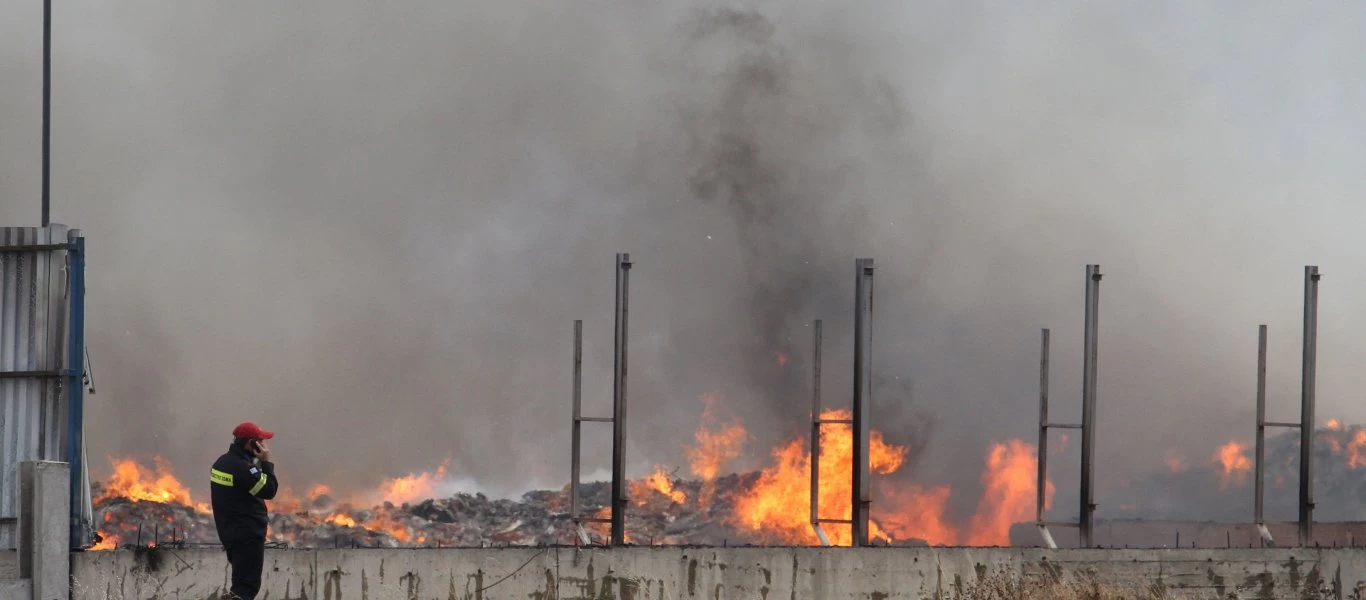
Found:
[2,1,1364,521]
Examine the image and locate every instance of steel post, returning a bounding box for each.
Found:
[42,0,51,226]
[1255,324,1266,528]
[810,319,822,527]
[1079,264,1101,548]
[1037,328,1049,525]
[610,253,632,546]
[851,258,874,546]
[1299,266,1319,547]
[570,320,583,523]
[65,232,85,549]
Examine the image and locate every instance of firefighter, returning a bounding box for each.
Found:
[210,421,280,600]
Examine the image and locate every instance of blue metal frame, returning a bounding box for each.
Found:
[65,235,86,550]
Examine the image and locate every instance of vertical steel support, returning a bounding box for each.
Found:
[1037,328,1049,526]
[1255,324,1267,529]
[570,319,583,524]
[1079,264,1101,548]
[808,318,840,546]
[42,0,52,226]
[610,253,632,546]
[1299,265,1319,547]
[65,231,86,549]
[1254,324,1276,546]
[810,319,822,525]
[851,258,874,546]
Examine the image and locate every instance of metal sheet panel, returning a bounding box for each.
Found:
[0,224,70,550]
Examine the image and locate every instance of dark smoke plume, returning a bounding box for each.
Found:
[3,1,1366,526]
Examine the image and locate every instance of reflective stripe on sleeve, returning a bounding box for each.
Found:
[249,473,269,496]
[210,469,234,487]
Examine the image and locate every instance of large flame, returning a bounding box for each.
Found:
[375,459,450,505]
[686,393,748,509]
[1214,441,1252,489]
[728,408,904,545]
[96,456,209,513]
[724,407,1050,547]
[964,439,1053,546]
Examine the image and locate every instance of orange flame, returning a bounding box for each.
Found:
[1347,429,1366,468]
[687,393,748,509]
[965,439,1053,546]
[729,408,904,546]
[1215,441,1252,489]
[90,454,456,549]
[96,456,210,513]
[1327,418,1343,431]
[375,459,450,505]
[876,482,957,545]
[631,466,687,505]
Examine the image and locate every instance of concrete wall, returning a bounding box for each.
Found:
[1010,520,1366,549]
[70,545,1366,600]
[20,461,70,600]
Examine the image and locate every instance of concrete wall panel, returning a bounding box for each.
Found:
[69,546,1364,600]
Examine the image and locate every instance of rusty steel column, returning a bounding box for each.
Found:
[1299,266,1319,547]
[610,253,632,546]
[851,258,874,546]
[1079,264,1101,548]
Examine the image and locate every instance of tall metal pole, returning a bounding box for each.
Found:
[1079,264,1102,548]
[1255,324,1267,530]
[851,258,874,546]
[1299,265,1319,547]
[1037,328,1050,526]
[810,319,822,527]
[610,253,632,546]
[65,231,85,549]
[570,320,584,523]
[42,0,52,226]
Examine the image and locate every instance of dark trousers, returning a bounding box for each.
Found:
[222,537,265,600]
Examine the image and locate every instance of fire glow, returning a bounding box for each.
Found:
[88,392,1059,549]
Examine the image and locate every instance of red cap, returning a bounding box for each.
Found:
[232,421,274,440]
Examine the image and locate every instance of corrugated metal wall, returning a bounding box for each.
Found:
[0,224,86,550]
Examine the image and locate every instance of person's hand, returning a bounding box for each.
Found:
[251,440,271,462]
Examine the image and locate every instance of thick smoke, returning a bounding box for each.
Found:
[3,1,1366,524]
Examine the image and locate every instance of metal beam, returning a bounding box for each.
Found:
[42,0,52,226]
[1254,324,1276,547]
[570,319,584,527]
[610,253,632,546]
[809,319,828,545]
[851,258,874,546]
[1299,265,1319,547]
[66,232,86,549]
[0,370,63,379]
[1079,264,1102,548]
[1037,328,1049,527]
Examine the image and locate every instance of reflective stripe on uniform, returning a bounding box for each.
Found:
[210,469,234,486]
[249,473,269,496]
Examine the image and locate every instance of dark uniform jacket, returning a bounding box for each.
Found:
[210,443,279,542]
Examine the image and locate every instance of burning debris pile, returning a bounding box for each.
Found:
[89,394,1054,550]
[90,469,765,549]
[87,405,1366,550]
